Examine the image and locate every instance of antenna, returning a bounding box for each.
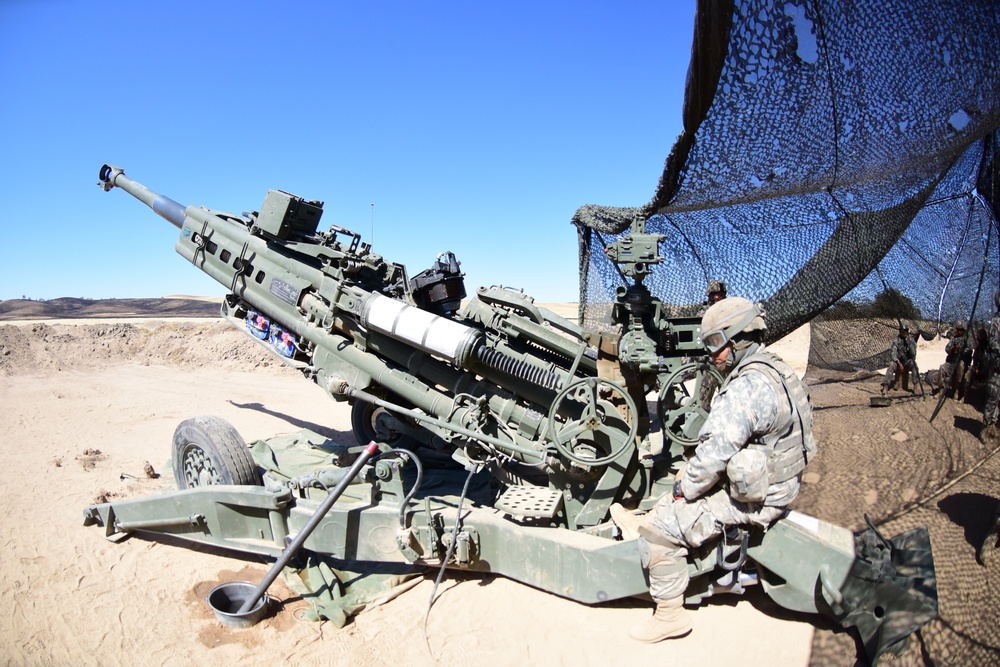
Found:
[370,203,375,245]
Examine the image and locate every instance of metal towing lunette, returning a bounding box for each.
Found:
[84,165,937,665]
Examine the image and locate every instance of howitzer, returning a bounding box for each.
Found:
[85,165,937,665]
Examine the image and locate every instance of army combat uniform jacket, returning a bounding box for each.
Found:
[681,348,815,509]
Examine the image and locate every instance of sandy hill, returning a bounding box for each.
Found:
[0,296,223,321]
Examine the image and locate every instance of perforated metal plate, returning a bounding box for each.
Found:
[495,486,564,519]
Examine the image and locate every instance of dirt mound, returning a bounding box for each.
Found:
[0,320,291,376]
[0,297,222,321]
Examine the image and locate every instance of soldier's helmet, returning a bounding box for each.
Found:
[701,297,766,353]
[706,280,727,297]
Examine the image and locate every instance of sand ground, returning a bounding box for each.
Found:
[1,310,997,666]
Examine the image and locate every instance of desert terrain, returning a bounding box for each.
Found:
[0,298,998,666]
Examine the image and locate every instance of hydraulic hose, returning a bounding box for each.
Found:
[377,448,425,529]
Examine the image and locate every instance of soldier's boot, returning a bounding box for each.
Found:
[982,424,999,443]
[609,503,642,541]
[629,596,692,643]
[631,539,692,643]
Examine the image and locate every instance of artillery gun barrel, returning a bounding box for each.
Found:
[96,165,559,465]
[98,164,187,229]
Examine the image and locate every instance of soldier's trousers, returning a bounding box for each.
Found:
[884,360,919,391]
[927,362,960,396]
[636,487,785,601]
[984,374,1000,426]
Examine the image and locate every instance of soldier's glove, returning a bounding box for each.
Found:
[672,463,688,500]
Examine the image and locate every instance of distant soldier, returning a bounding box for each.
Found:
[697,280,728,317]
[967,325,990,392]
[928,323,971,399]
[981,292,1000,442]
[882,321,921,396]
[965,323,990,400]
[696,280,728,406]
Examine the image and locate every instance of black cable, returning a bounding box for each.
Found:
[375,448,424,529]
[421,464,479,660]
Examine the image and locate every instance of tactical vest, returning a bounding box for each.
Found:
[719,348,815,486]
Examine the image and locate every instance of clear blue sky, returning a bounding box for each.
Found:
[0,0,695,303]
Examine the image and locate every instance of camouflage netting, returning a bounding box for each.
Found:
[574,0,1000,372]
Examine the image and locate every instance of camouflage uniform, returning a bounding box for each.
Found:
[952,331,973,398]
[882,329,919,393]
[968,327,990,388]
[929,328,970,398]
[636,347,815,601]
[982,316,1000,432]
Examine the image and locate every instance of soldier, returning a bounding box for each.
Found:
[696,280,728,317]
[951,324,974,399]
[696,280,727,406]
[706,280,727,307]
[981,292,1000,442]
[610,297,814,642]
[966,325,990,396]
[881,321,921,395]
[928,323,971,399]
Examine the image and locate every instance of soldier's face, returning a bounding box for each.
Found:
[709,291,725,304]
[710,343,732,369]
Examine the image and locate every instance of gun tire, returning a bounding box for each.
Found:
[172,416,262,489]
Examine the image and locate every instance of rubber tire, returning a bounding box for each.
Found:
[172,416,262,489]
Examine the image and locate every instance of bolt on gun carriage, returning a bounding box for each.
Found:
[85,165,937,665]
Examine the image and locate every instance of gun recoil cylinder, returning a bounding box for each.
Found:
[361,293,482,366]
[360,293,562,390]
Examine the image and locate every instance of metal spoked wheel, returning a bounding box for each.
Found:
[546,377,638,467]
[657,361,724,447]
[171,415,262,489]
